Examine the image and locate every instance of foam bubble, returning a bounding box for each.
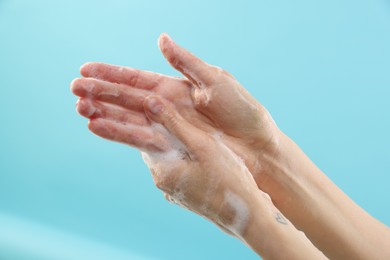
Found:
[141,122,187,171]
[101,87,120,98]
[224,190,250,236]
[140,123,254,237]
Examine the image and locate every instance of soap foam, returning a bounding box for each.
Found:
[166,187,190,210]
[100,87,120,98]
[224,190,250,236]
[141,123,254,238]
[141,122,187,175]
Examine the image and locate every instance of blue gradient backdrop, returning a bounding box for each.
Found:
[1,0,389,259]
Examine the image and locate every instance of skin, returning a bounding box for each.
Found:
[142,95,325,259]
[71,33,390,259]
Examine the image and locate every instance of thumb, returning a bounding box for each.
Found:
[158,33,218,86]
[143,95,206,152]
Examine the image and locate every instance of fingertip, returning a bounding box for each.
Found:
[158,32,170,51]
[80,62,91,76]
[70,78,90,97]
[70,78,78,92]
[70,78,83,95]
[88,118,106,135]
[87,118,97,132]
[76,98,97,118]
[80,62,99,77]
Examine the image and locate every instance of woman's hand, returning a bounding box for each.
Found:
[142,95,325,260]
[70,33,390,259]
[72,34,280,189]
[141,95,261,238]
[72,90,326,259]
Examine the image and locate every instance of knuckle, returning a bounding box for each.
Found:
[212,66,234,80]
[128,70,140,87]
[192,87,209,108]
[165,111,180,129]
[195,137,217,157]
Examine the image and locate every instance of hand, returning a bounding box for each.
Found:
[70,33,390,260]
[71,33,281,188]
[70,89,326,260]
[69,34,329,259]
[139,95,263,238]
[139,95,326,260]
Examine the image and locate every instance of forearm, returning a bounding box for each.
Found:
[241,190,326,260]
[257,131,390,259]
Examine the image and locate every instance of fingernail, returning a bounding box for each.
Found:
[146,96,164,115]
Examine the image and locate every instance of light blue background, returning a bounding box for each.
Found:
[1,0,389,259]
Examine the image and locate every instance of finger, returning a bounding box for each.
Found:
[143,95,209,153]
[76,98,148,126]
[158,33,220,86]
[88,118,168,152]
[71,77,149,112]
[80,62,179,90]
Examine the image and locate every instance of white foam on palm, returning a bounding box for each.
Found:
[141,122,186,172]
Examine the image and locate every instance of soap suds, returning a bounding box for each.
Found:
[140,123,254,238]
[141,122,187,166]
[166,187,190,210]
[224,190,250,236]
[100,87,120,98]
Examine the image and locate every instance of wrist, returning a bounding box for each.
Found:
[250,128,288,188]
[238,190,279,254]
[252,131,387,259]
[240,189,325,259]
